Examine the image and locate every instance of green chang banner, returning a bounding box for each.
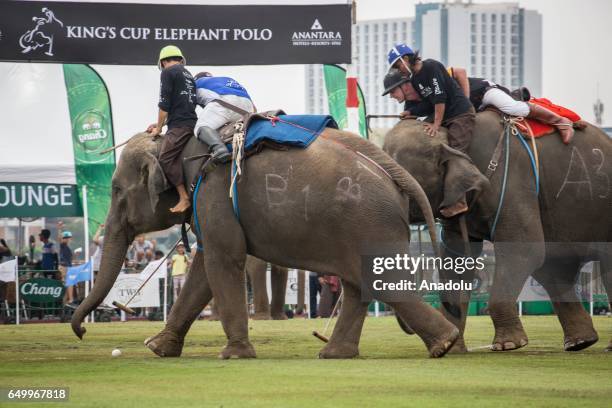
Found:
[0,183,83,217]
[323,64,368,138]
[62,64,116,237]
[20,278,66,303]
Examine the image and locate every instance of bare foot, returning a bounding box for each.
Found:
[170,199,191,213]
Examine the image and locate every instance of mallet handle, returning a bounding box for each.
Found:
[112,301,136,315]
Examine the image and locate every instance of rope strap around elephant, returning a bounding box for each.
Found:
[488,116,540,240]
[192,175,204,252]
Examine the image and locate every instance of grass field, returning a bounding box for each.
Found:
[0,316,611,407]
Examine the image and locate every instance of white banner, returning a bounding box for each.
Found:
[265,268,308,306]
[140,258,168,280]
[0,259,17,282]
[103,271,161,308]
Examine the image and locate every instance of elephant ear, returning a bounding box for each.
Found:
[143,152,170,213]
[438,144,489,210]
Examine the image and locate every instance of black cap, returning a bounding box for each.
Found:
[381,69,410,96]
[39,229,51,239]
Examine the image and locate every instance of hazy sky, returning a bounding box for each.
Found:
[27,0,612,126]
[170,0,612,125]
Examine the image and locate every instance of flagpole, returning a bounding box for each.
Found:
[82,185,94,323]
[163,268,168,323]
[15,256,19,325]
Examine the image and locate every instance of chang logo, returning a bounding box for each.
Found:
[291,19,342,47]
[21,282,63,298]
[74,110,109,152]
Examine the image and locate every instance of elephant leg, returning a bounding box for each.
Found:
[270,265,288,320]
[296,270,306,315]
[533,259,598,351]
[246,256,271,320]
[488,242,544,351]
[204,236,254,359]
[389,297,459,358]
[437,226,482,353]
[145,249,212,357]
[319,281,367,359]
[598,251,612,352]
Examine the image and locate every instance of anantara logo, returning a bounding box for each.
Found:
[291,18,342,47]
[19,7,63,56]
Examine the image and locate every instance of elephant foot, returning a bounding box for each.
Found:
[270,312,288,320]
[491,326,529,351]
[318,342,359,359]
[605,339,612,352]
[425,327,460,358]
[564,333,599,351]
[218,341,257,359]
[447,336,468,354]
[251,312,271,320]
[208,314,220,321]
[144,330,184,357]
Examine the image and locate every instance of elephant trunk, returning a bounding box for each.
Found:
[71,222,130,339]
[402,172,441,257]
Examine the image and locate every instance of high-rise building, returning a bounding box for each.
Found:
[305,17,414,129]
[415,1,542,95]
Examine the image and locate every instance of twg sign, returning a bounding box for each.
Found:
[0,1,351,65]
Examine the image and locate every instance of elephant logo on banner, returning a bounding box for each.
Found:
[19,7,64,56]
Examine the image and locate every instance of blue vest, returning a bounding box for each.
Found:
[195,77,251,100]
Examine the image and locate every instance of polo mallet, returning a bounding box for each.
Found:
[112,231,188,314]
[312,290,344,343]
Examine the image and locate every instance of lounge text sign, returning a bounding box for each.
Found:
[0,1,351,65]
[0,183,83,217]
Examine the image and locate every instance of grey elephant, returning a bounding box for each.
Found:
[71,129,460,359]
[384,114,611,352]
[246,256,288,320]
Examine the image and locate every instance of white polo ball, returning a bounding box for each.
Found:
[111,348,122,357]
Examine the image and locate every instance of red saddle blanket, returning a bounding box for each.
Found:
[519,98,581,138]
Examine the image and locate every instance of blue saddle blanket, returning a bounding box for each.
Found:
[227,114,338,151]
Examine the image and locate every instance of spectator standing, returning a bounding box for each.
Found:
[0,238,12,263]
[58,222,75,303]
[92,224,105,277]
[171,243,189,300]
[318,275,341,318]
[308,271,322,318]
[38,229,57,278]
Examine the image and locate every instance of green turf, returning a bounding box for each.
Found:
[0,316,610,407]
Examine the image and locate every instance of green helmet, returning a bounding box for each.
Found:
[158,45,186,69]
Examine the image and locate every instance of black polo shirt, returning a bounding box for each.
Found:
[410,59,472,121]
[158,64,197,129]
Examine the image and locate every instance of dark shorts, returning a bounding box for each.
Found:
[443,107,476,153]
[159,126,194,187]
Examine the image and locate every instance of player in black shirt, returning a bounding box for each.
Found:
[387,44,476,217]
[146,45,197,213]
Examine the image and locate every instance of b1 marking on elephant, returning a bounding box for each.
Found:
[265,173,289,208]
[592,148,610,199]
[335,177,362,202]
[556,147,593,200]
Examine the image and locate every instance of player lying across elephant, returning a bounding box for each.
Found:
[384,112,611,352]
[70,118,461,359]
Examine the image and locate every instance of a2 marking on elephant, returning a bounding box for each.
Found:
[72,128,460,359]
[384,112,611,353]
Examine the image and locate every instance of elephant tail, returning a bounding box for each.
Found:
[320,129,440,255]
